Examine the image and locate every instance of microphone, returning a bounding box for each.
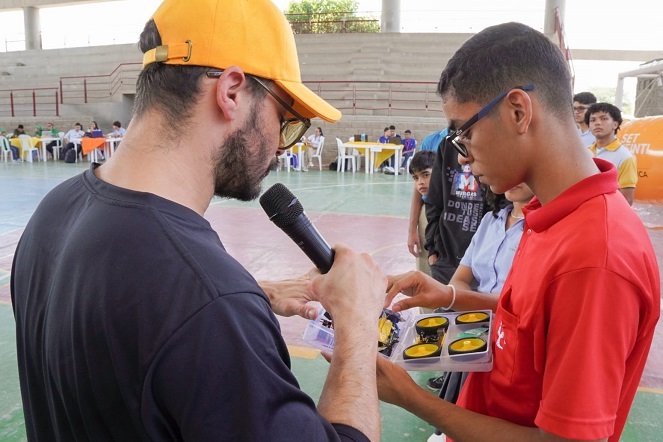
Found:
[259,183,334,273]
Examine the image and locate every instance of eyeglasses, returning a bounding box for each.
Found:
[206,70,310,149]
[445,84,535,157]
[573,105,589,113]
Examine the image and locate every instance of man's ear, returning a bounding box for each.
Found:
[506,88,533,135]
[215,67,249,122]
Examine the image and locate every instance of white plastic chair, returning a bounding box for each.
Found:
[19,134,40,163]
[52,132,65,160]
[346,136,364,171]
[336,138,355,173]
[277,148,294,172]
[311,137,325,171]
[1,136,13,162]
[405,154,414,174]
[352,149,364,171]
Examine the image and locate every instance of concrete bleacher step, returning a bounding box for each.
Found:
[352,68,385,76]
[360,45,391,54]
[349,57,382,65]
[0,33,472,127]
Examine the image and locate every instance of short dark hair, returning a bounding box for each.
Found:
[409,150,435,174]
[383,127,389,133]
[573,92,597,105]
[389,125,396,130]
[438,22,572,122]
[75,122,81,127]
[18,124,23,129]
[404,129,411,134]
[585,102,623,134]
[135,19,267,126]
[113,121,122,127]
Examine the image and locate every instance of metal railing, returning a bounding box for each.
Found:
[0,87,59,117]
[0,64,443,119]
[59,62,142,104]
[305,80,442,117]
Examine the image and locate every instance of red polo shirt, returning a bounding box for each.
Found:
[455,159,659,441]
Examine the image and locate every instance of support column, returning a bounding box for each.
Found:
[381,0,400,33]
[23,6,42,50]
[543,0,566,36]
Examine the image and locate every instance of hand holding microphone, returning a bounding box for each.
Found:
[260,183,387,321]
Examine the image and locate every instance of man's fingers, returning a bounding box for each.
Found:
[303,306,318,320]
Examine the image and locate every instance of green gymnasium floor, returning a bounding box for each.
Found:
[1,160,662,441]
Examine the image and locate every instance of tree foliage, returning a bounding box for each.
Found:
[284,0,379,34]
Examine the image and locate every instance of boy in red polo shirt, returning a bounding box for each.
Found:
[378,22,659,442]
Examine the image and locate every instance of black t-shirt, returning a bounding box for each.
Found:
[424,140,488,284]
[11,166,366,441]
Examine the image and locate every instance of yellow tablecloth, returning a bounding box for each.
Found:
[9,137,40,149]
[345,141,401,168]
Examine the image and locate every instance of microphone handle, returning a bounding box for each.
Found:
[281,213,334,274]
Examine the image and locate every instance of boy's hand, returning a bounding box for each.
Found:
[407,230,420,258]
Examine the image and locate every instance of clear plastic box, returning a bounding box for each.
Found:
[303,309,493,372]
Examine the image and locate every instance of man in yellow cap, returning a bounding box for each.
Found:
[11,1,385,440]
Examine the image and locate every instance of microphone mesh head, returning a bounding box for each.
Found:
[259,183,304,228]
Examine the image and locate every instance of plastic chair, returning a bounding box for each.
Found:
[1,136,13,162]
[311,137,325,170]
[277,149,294,172]
[19,134,40,163]
[405,154,413,174]
[52,132,65,160]
[335,138,356,173]
[352,148,365,171]
[345,136,366,171]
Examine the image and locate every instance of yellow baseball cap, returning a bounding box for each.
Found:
[143,0,341,123]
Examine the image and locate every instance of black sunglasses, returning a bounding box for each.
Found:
[206,70,311,150]
[445,84,535,157]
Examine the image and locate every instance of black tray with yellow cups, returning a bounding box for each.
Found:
[391,310,493,372]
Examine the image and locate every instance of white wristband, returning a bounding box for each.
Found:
[441,284,456,311]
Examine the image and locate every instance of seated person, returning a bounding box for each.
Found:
[11,124,26,139]
[110,121,126,138]
[86,121,98,135]
[1,129,21,161]
[302,127,323,172]
[86,121,104,138]
[61,123,86,160]
[399,130,417,173]
[42,122,60,159]
[381,125,401,174]
[378,127,390,144]
[34,125,43,137]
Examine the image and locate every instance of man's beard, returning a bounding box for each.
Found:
[212,102,279,201]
